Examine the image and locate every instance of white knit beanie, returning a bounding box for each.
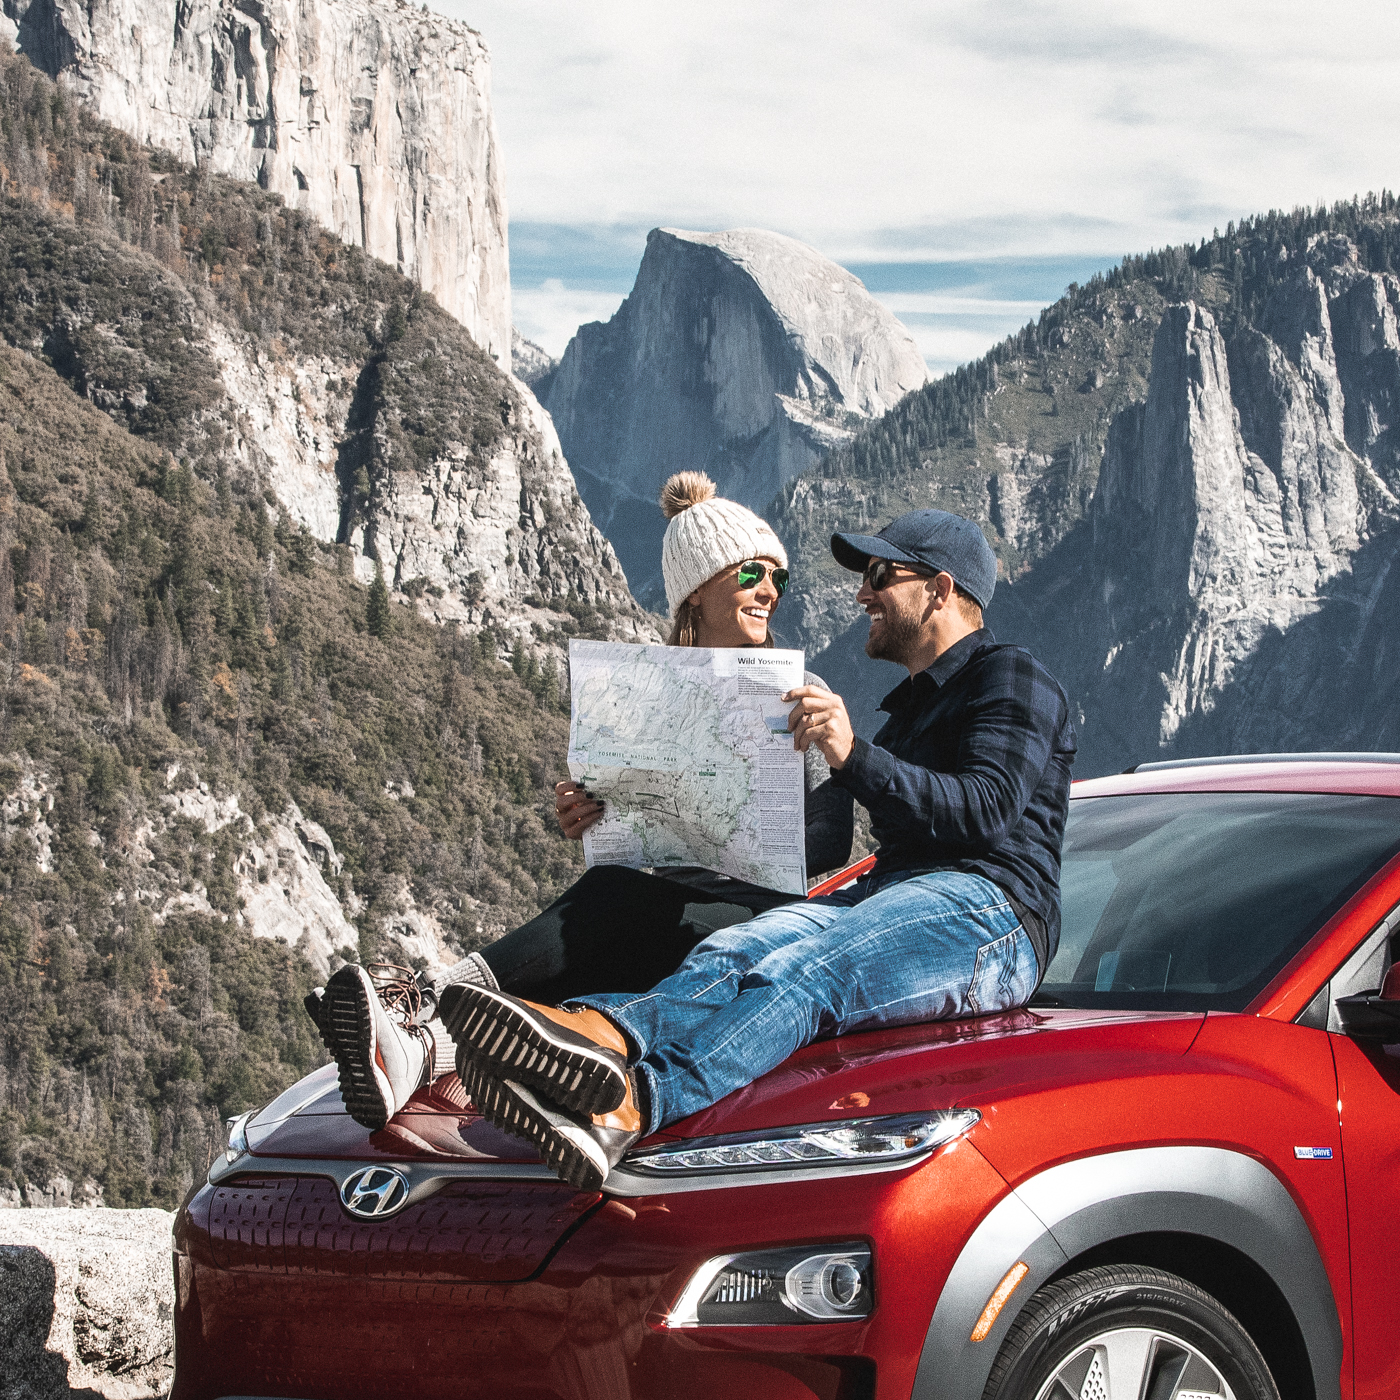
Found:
[659,472,789,615]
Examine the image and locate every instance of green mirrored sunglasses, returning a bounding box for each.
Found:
[736,560,790,596]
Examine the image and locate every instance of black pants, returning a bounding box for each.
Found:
[478,865,799,1005]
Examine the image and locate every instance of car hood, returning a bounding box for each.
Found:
[244,1064,544,1164]
[245,1007,1203,1163]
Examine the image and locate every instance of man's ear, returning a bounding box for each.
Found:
[930,572,956,609]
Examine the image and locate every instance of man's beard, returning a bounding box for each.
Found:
[865,599,922,664]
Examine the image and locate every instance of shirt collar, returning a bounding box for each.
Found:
[878,627,996,713]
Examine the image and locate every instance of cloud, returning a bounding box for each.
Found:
[512,281,628,360]
[452,0,1400,265]
[458,3,1400,371]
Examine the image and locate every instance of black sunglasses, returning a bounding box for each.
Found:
[736,560,790,596]
[862,558,938,592]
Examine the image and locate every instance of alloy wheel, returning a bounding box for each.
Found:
[1035,1325,1234,1400]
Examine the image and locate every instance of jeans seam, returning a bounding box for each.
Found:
[968,928,1023,1016]
[689,972,740,1001]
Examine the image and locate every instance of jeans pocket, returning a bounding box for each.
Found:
[968,929,1031,1015]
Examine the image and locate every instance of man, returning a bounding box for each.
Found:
[440,508,1077,1190]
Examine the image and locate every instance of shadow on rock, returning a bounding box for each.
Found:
[0,1245,105,1400]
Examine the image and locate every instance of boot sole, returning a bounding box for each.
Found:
[460,1063,608,1192]
[440,985,627,1117]
[324,973,393,1132]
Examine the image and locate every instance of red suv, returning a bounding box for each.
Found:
[171,755,1400,1400]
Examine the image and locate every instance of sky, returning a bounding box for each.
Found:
[440,0,1400,374]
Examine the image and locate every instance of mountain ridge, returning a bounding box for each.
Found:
[770,197,1400,772]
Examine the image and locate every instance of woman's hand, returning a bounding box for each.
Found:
[783,686,856,769]
[554,779,605,840]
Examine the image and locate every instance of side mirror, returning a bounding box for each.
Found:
[1335,962,1400,1040]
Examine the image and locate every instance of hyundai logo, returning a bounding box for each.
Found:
[339,1166,411,1219]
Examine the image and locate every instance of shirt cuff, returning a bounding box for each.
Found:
[831,736,897,804]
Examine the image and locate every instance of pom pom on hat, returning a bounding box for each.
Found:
[660,471,717,519]
[658,471,788,615]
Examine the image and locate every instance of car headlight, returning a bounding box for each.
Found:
[625,1108,980,1177]
[224,1111,254,1164]
[668,1243,873,1326]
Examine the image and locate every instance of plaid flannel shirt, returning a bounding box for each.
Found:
[831,628,1077,965]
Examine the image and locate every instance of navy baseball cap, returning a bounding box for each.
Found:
[831,508,998,608]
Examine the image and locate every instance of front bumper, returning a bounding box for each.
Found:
[171,1138,1006,1400]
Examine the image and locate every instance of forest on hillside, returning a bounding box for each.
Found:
[0,49,603,1207]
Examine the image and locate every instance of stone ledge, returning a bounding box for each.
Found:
[0,1209,174,1400]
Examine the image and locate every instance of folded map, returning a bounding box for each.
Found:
[567,641,807,896]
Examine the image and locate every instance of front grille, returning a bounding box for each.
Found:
[207,1176,598,1282]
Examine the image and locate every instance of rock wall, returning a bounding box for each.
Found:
[545,227,927,603]
[0,1208,173,1400]
[788,233,1400,773]
[997,236,1400,770]
[1,0,512,365]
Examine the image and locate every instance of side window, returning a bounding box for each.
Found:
[1294,905,1400,1031]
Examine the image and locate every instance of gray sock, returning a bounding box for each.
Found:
[427,1019,457,1078]
[432,951,499,996]
[425,953,498,1079]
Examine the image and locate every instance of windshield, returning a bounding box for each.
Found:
[1036,791,1400,1011]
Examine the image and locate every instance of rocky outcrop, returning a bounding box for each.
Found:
[545,227,927,602]
[2,0,511,364]
[0,1208,173,1399]
[511,329,557,391]
[787,232,1400,773]
[0,757,458,980]
[349,365,652,640]
[996,239,1400,770]
[0,51,651,646]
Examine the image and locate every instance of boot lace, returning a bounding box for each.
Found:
[367,963,437,1081]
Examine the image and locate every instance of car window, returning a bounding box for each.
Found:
[1037,792,1400,1011]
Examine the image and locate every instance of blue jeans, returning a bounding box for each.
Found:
[573,869,1039,1133]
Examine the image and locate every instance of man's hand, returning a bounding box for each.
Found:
[554,779,604,840]
[783,686,856,770]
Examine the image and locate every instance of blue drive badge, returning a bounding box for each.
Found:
[1293,1146,1334,1160]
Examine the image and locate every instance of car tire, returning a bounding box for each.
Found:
[981,1263,1281,1400]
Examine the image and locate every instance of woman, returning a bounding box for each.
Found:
[312,472,854,1131]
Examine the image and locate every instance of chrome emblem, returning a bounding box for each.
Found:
[339,1166,410,1219]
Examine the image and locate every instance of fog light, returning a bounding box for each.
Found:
[668,1243,873,1327]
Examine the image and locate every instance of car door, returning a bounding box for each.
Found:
[1329,917,1400,1400]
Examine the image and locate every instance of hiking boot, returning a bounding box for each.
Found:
[461,1059,643,1191]
[317,964,435,1131]
[438,984,630,1117]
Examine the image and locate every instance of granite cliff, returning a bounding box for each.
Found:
[1002,238,1400,768]
[773,207,1400,773]
[0,0,511,365]
[0,46,649,644]
[545,227,927,603]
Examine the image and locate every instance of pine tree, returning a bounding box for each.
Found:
[366,563,393,639]
[254,506,275,560]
